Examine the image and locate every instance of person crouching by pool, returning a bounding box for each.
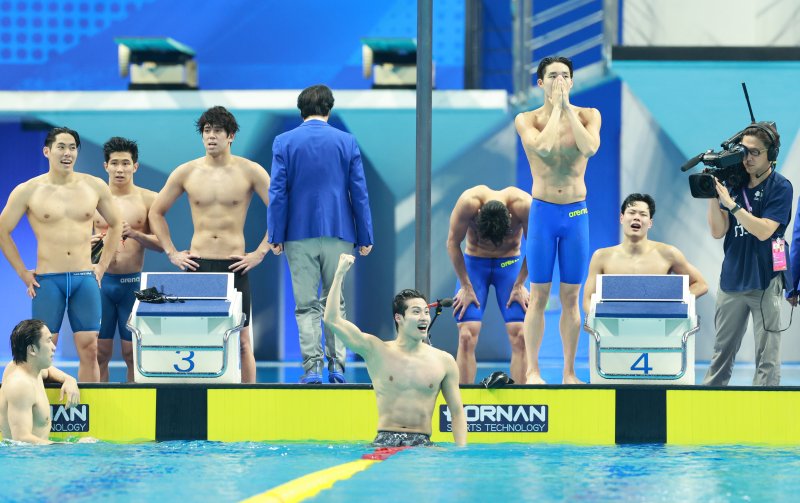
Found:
[0,319,80,444]
[323,254,467,447]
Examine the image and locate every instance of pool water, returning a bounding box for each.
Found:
[1,442,798,502]
[0,442,352,502]
[317,444,800,502]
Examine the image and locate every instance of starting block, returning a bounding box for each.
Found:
[584,275,699,385]
[127,272,244,383]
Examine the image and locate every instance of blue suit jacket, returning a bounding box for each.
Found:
[268,119,374,247]
[788,199,800,296]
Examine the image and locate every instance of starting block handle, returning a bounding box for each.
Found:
[127,312,246,379]
[585,322,700,381]
[600,347,683,354]
[135,343,230,379]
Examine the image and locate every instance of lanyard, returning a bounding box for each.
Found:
[741,189,753,212]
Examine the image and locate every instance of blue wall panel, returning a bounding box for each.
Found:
[0,0,465,90]
[0,121,49,360]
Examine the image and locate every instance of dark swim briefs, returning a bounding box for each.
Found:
[190,258,252,327]
[372,431,434,447]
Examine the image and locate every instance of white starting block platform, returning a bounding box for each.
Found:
[127,272,244,383]
[584,275,699,385]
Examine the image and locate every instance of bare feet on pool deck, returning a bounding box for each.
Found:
[526,370,546,385]
[562,374,584,385]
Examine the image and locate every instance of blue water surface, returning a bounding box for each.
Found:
[1,442,799,502]
[317,444,800,502]
[0,442,361,502]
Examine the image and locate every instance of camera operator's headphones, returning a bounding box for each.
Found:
[734,121,780,162]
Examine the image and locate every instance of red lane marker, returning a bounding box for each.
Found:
[361,446,411,460]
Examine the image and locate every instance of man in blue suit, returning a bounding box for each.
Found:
[268,84,374,384]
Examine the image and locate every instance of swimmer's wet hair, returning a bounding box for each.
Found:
[103,136,139,163]
[11,319,46,364]
[195,106,240,136]
[44,127,81,149]
[536,56,573,81]
[477,200,511,248]
[393,289,429,331]
[297,84,335,119]
[620,193,656,218]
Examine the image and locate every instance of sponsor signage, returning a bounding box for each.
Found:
[50,404,90,433]
[440,404,548,433]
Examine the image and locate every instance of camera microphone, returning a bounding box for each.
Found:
[681,152,706,172]
[425,298,454,346]
[428,298,454,309]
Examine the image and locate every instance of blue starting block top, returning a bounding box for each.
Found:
[600,275,684,301]
[143,273,229,298]
[136,299,232,317]
[595,301,688,319]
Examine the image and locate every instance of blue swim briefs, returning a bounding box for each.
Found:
[32,271,101,333]
[99,272,141,342]
[526,199,590,285]
[454,254,525,323]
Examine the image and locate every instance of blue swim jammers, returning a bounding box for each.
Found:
[99,272,141,342]
[526,199,590,285]
[454,254,525,323]
[32,271,101,333]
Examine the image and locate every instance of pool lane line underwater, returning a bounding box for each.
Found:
[240,447,410,502]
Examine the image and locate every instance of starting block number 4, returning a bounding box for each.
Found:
[630,353,653,375]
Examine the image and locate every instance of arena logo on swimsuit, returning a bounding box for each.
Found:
[50,404,90,432]
[439,404,548,433]
[500,258,520,268]
[568,208,588,218]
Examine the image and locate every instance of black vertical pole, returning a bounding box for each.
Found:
[416,0,433,296]
[464,0,483,89]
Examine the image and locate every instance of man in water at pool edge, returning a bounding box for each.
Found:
[323,254,467,446]
[1,319,81,444]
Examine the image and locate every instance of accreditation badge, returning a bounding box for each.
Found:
[772,237,787,272]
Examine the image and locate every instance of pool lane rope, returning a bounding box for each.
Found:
[241,446,410,503]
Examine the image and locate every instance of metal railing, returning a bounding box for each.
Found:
[584,320,700,381]
[512,0,619,106]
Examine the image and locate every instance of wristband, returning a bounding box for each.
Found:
[730,204,742,215]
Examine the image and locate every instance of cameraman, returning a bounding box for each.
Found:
[704,122,793,386]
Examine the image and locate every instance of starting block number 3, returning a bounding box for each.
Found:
[174,351,196,373]
[630,353,653,375]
